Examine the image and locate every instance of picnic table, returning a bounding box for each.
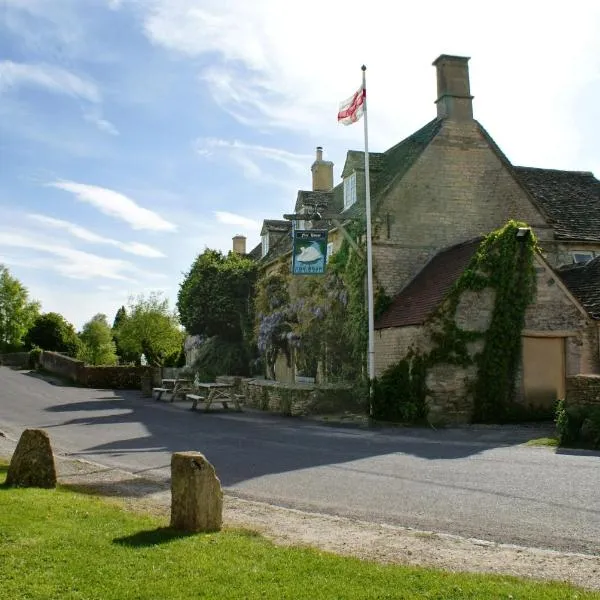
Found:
[153,378,192,402]
[187,382,243,412]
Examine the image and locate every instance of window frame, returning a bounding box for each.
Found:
[261,234,269,257]
[343,172,357,210]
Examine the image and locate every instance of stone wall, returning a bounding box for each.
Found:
[241,379,362,416]
[0,352,31,368]
[40,351,83,381]
[40,351,157,389]
[565,375,600,408]
[374,119,553,297]
[375,326,425,376]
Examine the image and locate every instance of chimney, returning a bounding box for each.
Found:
[432,55,474,121]
[232,235,246,255]
[311,146,334,191]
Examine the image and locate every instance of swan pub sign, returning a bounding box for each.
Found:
[292,229,328,275]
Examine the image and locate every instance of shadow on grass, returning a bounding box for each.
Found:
[114,527,198,547]
[62,478,168,499]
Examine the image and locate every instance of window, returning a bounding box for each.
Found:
[343,173,357,209]
[261,234,269,257]
[572,251,595,265]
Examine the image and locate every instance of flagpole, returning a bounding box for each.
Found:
[361,65,376,404]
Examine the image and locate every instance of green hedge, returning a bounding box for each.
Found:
[555,399,600,449]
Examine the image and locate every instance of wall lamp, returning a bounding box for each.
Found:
[516,227,531,239]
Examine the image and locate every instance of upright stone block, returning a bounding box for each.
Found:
[170,452,223,533]
[6,429,57,488]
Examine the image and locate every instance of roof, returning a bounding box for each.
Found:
[260,220,291,235]
[248,242,262,261]
[514,166,600,242]
[294,190,334,213]
[557,257,600,320]
[375,238,481,329]
[342,118,444,219]
[341,151,385,178]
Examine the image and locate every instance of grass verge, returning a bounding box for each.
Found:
[524,437,560,447]
[0,465,596,600]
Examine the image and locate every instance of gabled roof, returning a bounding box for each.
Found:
[341,151,385,179]
[342,118,444,219]
[513,167,600,242]
[557,257,600,320]
[294,190,334,213]
[260,220,291,236]
[248,242,262,261]
[375,238,481,329]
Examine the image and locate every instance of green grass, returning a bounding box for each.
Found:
[0,465,596,600]
[524,437,560,447]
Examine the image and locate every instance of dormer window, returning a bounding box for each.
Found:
[261,234,269,257]
[343,173,357,209]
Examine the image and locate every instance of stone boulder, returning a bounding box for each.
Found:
[170,452,223,532]
[6,429,57,488]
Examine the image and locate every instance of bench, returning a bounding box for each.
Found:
[153,387,169,401]
[186,394,205,410]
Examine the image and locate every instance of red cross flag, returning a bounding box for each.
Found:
[337,84,365,125]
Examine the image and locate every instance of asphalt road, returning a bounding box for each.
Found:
[1,366,599,555]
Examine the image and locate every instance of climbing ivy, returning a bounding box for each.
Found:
[254,222,384,383]
[373,220,538,424]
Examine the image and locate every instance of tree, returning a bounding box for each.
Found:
[177,249,257,342]
[25,312,80,357]
[0,265,40,352]
[117,292,183,367]
[111,305,137,364]
[78,314,118,366]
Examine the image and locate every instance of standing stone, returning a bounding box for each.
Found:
[170,452,223,532]
[6,429,57,488]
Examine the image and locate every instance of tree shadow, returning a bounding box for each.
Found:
[113,527,198,547]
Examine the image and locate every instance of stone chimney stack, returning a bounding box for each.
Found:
[232,235,246,255]
[433,55,474,121]
[311,146,334,192]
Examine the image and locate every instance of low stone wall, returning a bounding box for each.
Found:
[40,351,83,381]
[241,379,361,416]
[565,375,600,408]
[40,351,157,389]
[0,352,31,368]
[77,366,156,389]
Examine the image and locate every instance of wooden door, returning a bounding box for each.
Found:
[522,336,565,407]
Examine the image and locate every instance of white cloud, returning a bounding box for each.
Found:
[0,231,138,281]
[140,0,600,171]
[27,214,166,258]
[0,60,101,103]
[214,211,261,230]
[83,109,119,136]
[195,137,312,190]
[47,180,177,232]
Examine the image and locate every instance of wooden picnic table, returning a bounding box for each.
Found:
[187,382,243,412]
[153,378,192,402]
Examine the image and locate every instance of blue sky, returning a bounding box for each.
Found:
[1,0,599,329]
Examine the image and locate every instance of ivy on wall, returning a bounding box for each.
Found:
[255,222,387,383]
[373,220,538,424]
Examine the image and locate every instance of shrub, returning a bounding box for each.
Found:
[372,353,428,423]
[28,346,42,369]
[555,399,600,449]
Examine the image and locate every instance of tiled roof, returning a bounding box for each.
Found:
[248,242,262,261]
[294,190,334,213]
[514,167,600,242]
[341,151,385,179]
[557,257,600,320]
[260,219,291,235]
[375,238,481,329]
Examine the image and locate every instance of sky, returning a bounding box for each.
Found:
[1,0,599,330]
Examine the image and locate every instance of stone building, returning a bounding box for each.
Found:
[252,54,600,421]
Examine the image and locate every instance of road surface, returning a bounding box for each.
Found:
[0,366,598,554]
